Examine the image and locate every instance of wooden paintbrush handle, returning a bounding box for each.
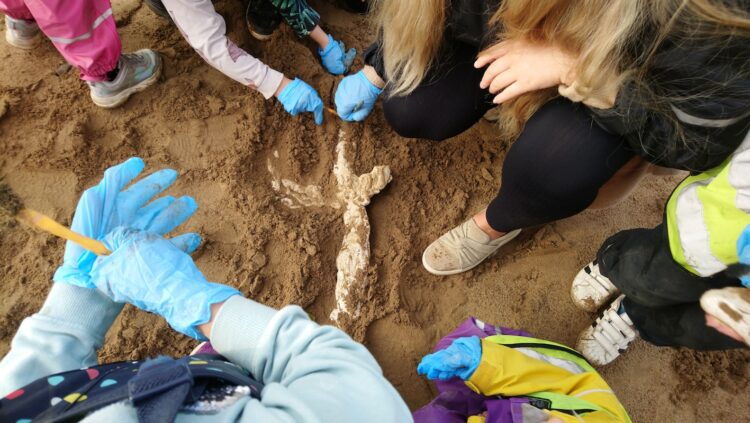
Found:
[16,208,110,256]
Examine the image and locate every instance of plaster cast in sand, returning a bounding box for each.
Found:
[268,130,391,325]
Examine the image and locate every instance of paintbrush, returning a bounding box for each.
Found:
[0,181,110,255]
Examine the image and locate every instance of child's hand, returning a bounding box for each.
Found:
[334,69,383,122]
[706,314,744,342]
[417,336,482,381]
[319,34,356,75]
[91,228,240,340]
[54,157,200,288]
[276,77,324,125]
[475,39,576,104]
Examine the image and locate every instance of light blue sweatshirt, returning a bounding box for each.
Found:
[0,283,413,422]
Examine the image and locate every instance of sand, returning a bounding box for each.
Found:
[0,1,749,421]
[0,181,23,227]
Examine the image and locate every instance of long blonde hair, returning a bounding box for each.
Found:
[371,0,447,96]
[373,0,750,140]
[494,0,750,138]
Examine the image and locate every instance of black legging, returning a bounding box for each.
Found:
[383,40,633,232]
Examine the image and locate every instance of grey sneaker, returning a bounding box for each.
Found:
[87,49,162,108]
[5,16,40,49]
[422,218,521,275]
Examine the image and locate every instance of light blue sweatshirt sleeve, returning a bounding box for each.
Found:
[208,295,413,423]
[1,288,412,422]
[0,283,123,397]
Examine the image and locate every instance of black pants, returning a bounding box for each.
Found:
[383,41,633,232]
[598,225,746,350]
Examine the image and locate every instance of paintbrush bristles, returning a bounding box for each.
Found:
[0,182,24,228]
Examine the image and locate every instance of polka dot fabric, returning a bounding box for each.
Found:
[0,361,138,422]
[0,355,262,421]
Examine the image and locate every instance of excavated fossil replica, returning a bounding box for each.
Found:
[268,130,391,327]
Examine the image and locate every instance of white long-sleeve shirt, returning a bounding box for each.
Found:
[162,0,284,99]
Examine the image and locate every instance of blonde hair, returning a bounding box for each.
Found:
[494,0,750,139]
[371,0,447,96]
[373,0,750,144]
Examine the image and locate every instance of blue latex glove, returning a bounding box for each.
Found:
[277,78,324,125]
[319,34,356,75]
[737,224,750,287]
[91,228,241,340]
[54,157,200,288]
[334,70,383,122]
[417,336,482,381]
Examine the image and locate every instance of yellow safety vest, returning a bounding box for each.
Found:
[667,130,750,276]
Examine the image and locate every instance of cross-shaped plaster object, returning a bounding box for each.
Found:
[268,130,391,326]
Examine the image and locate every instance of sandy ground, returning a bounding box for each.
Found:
[1,1,749,421]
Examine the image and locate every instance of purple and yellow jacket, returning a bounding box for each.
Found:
[414,318,631,423]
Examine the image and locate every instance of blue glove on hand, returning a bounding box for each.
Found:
[417,336,482,381]
[334,70,383,122]
[91,228,241,340]
[277,78,324,125]
[319,34,356,75]
[737,224,750,287]
[54,157,200,288]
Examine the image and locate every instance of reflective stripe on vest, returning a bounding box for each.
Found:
[668,130,750,276]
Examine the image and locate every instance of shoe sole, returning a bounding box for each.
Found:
[5,30,40,50]
[421,229,521,276]
[250,29,273,41]
[90,52,162,109]
[701,289,750,345]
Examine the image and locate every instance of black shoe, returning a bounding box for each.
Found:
[145,0,171,19]
[246,0,282,41]
[339,0,369,14]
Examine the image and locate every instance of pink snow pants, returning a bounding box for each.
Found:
[0,0,121,81]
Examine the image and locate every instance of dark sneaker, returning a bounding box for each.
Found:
[145,0,171,19]
[246,0,281,41]
[339,0,370,14]
[87,49,162,108]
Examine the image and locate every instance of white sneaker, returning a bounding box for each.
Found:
[5,16,40,50]
[87,49,162,108]
[577,295,638,366]
[701,287,750,346]
[571,260,620,312]
[422,218,521,276]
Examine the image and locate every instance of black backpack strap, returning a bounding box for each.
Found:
[129,357,193,423]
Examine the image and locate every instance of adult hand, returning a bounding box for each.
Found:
[417,336,482,381]
[475,39,576,104]
[277,78,324,125]
[53,157,200,289]
[334,70,383,121]
[319,34,356,75]
[91,228,240,340]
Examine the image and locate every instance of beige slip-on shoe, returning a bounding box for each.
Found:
[422,218,521,276]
